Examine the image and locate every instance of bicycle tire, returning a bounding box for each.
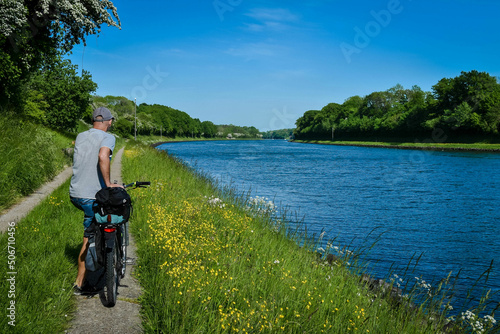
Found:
[120,223,127,279]
[104,243,118,307]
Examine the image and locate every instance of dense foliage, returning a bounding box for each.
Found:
[261,128,294,139]
[25,57,97,131]
[217,124,261,138]
[294,71,500,141]
[94,95,262,139]
[0,0,120,107]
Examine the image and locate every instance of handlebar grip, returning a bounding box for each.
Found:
[136,181,151,187]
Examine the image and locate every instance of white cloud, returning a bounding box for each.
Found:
[245,8,299,23]
[243,8,300,32]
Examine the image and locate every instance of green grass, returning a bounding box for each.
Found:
[293,140,500,151]
[122,143,477,333]
[0,178,81,332]
[0,114,129,212]
[0,115,75,211]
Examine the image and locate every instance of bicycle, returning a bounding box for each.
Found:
[89,181,150,307]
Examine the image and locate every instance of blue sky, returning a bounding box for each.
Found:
[68,0,500,131]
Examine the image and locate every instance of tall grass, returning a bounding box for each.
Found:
[122,142,481,333]
[0,178,81,332]
[0,114,74,211]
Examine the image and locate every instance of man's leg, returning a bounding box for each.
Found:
[70,197,95,289]
[76,236,89,287]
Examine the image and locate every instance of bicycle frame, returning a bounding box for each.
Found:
[95,181,150,307]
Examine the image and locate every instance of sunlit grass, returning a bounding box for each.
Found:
[0,179,80,332]
[0,115,74,211]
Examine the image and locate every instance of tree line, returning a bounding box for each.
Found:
[294,71,500,141]
[93,95,261,139]
[262,128,294,139]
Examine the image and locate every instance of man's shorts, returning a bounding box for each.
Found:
[70,197,95,238]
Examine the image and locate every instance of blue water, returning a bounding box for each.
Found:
[157,140,500,312]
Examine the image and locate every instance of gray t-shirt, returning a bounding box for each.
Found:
[69,128,116,199]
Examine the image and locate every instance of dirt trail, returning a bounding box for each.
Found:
[0,166,73,232]
[67,147,143,333]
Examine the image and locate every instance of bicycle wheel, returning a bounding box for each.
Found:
[103,242,119,307]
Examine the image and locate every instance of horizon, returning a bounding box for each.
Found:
[68,0,500,132]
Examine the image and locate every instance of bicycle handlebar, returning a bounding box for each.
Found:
[136,181,151,187]
[123,181,151,189]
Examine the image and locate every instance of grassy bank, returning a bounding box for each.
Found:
[0,135,124,333]
[292,139,500,152]
[122,143,469,333]
[0,177,81,332]
[0,116,75,212]
[0,116,129,213]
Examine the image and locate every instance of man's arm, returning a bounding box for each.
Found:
[98,147,122,188]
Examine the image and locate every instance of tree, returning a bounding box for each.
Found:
[26,57,97,131]
[294,110,320,139]
[359,91,390,118]
[101,96,135,115]
[114,117,134,138]
[0,0,120,105]
[294,71,500,140]
[432,71,500,133]
[201,120,217,138]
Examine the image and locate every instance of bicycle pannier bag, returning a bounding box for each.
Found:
[93,187,132,224]
[85,223,103,271]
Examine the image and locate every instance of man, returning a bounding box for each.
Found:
[69,106,122,294]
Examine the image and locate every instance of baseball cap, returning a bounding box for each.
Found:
[92,107,115,122]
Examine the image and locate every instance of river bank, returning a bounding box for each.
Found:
[126,142,499,333]
[292,139,500,152]
[156,139,500,332]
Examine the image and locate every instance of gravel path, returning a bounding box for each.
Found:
[0,166,73,232]
[67,147,144,333]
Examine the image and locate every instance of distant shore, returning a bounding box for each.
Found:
[149,138,500,152]
[291,140,500,153]
[150,138,261,148]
